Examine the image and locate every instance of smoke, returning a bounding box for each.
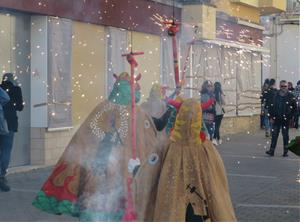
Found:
[81,147,125,222]
[61,121,128,221]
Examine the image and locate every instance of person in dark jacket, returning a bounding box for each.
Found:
[0,73,24,192]
[260,78,269,130]
[262,78,276,137]
[288,81,295,92]
[264,79,277,110]
[293,80,300,129]
[266,80,297,157]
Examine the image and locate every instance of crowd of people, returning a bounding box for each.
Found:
[261,79,299,157]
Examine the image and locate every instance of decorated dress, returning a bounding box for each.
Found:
[153,98,237,222]
[32,72,159,222]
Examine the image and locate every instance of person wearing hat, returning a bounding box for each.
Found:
[0,73,24,192]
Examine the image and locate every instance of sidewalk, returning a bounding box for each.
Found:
[0,129,299,222]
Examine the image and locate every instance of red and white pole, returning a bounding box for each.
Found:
[121,51,143,222]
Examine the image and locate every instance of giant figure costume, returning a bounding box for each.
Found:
[134,83,171,222]
[153,98,237,222]
[32,72,161,222]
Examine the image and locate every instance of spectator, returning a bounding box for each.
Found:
[288,81,295,92]
[0,73,24,192]
[260,78,270,134]
[264,78,276,137]
[293,80,300,129]
[266,80,297,157]
[213,82,225,145]
[200,80,215,140]
[288,82,296,128]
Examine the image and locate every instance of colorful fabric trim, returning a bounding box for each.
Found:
[32,160,81,216]
[33,190,124,221]
[39,162,78,201]
[32,190,77,216]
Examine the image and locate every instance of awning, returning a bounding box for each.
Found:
[193,39,270,53]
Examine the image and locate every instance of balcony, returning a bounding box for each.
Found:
[259,0,287,14]
[230,0,259,8]
[230,0,286,15]
[259,0,286,15]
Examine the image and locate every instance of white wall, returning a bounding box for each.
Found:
[277,24,300,84]
[263,22,300,86]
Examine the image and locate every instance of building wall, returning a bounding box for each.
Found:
[263,21,300,85]
[260,0,287,11]
[0,0,180,36]
[30,128,74,165]
[221,115,260,136]
[70,24,162,126]
[216,19,263,45]
[276,24,300,84]
[71,21,106,126]
[131,32,161,101]
[215,0,261,23]
[231,0,259,7]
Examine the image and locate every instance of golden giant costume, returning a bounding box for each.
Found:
[153,98,237,222]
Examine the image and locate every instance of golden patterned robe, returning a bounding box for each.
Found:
[153,98,237,222]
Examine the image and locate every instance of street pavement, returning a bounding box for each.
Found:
[221,128,300,222]
[0,129,299,222]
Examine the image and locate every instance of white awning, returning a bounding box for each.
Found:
[193,39,270,53]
